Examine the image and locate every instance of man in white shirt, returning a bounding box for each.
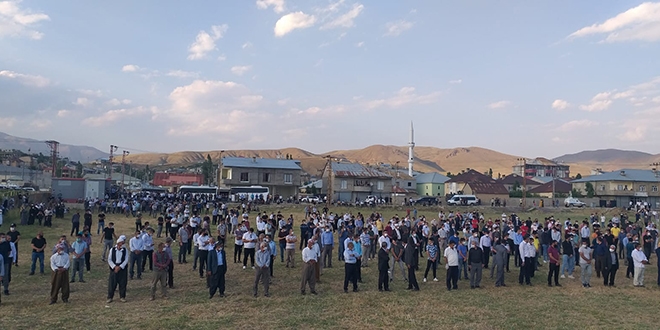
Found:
[444,241,459,290]
[300,240,318,295]
[631,243,649,287]
[107,235,129,303]
[197,231,211,278]
[242,228,258,269]
[49,244,71,304]
[129,231,144,280]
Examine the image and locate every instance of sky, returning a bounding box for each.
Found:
[1,0,660,158]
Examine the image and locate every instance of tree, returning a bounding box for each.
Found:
[575,173,582,180]
[201,154,214,185]
[488,168,493,178]
[76,161,83,178]
[585,182,595,198]
[512,180,521,192]
[309,185,318,195]
[571,188,584,198]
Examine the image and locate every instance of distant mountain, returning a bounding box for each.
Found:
[554,149,654,164]
[0,132,108,162]
[126,144,520,177]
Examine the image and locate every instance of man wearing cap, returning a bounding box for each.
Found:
[49,244,70,304]
[70,233,88,283]
[603,244,619,287]
[107,235,129,303]
[150,242,170,301]
[301,240,318,295]
[207,241,227,298]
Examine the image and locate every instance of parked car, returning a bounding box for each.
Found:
[446,194,480,206]
[413,196,439,206]
[301,196,320,203]
[564,197,586,207]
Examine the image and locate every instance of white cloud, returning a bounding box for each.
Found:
[274,12,316,37]
[449,79,462,84]
[320,3,364,30]
[82,106,157,127]
[121,64,140,72]
[384,20,413,37]
[277,98,289,106]
[580,92,613,112]
[30,118,51,129]
[256,0,285,13]
[558,119,598,131]
[0,116,17,129]
[242,42,252,49]
[365,87,440,109]
[487,100,511,109]
[77,89,103,97]
[568,2,660,43]
[73,97,91,107]
[356,41,364,47]
[187,24,228,60]
[0,0,50,39]
[551,99,570,110]
[106,98,132,106]
[57,109,72,118]
[166,70,200,79]
[0,70,49,87]
[217,55,227,61]
[230,65,252,76]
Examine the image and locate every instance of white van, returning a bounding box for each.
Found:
[447,194,480,206]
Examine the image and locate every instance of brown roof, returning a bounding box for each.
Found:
[467,182,509,195]
[392,186,412,194]
[527,179,571,194]
[497,173,526,185]
[447,169,496,184]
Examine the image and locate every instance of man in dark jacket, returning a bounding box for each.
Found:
[377,242,390,291]
[207,241,227,298]
[603,244,619,287]
[404,240,419,291]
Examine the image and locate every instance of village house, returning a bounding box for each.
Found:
[322,162,393,203]
[445,169,509,202]
[218,157,303,198]
[571,169,660,208]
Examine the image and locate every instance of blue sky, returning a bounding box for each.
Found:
[1,0,660,158]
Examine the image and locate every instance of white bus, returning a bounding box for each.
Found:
[178,185,218,195]
[230,186,269,202]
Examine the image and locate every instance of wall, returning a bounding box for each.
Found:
[52,178,86,201]
[416,183,444,197]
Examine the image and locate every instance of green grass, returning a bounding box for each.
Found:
[0,204,658,330]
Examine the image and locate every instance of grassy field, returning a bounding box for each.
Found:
[1,204,658,330]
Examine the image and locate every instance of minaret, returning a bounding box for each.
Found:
[408,121,414,176]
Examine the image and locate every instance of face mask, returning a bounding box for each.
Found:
[162,248,167,252]
[77,238,82,242]
[609,249,615,252]
[582,245,587,248]
[0,238,5,243]
[473,234,477,237]
[10,228,15,232]
[58,251,64,255]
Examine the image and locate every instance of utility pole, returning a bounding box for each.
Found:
[651,163,660,209]
[121,150,130,191]
[108,145,118,180]
[45,140,59,178]
[517,158,527,208]
[326,155,333,206]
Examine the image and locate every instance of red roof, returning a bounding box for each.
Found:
[153,172,203,186]
[467,182,509,194]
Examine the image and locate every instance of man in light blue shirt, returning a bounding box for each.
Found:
[343,241,359,292]
[353,235,363,283]
[129,231,144,280]
[253,242,271,297]
[70,233,88,283]
[321,226,334,270]
[267,235,277,278]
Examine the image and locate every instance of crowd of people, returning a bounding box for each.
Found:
[0,191,659,306]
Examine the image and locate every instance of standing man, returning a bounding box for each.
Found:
[560,234,575,279]
[300,240,317,295]
[150,242,170,301]
[107,235,129,303]
[49,244,70,304]
[141,228,155,273]
[320,225,334,271]
[101,222,117,262]
[7,224,19,267]
[70,233,88,283]
[0,232,13,296]
[467,240,484,289]
[129,231,143,280]
[518,235,532,286]
[423,238,438,283]
[547,240,561,287]
[579,241,593,288]
[492,239,508,287]
[603,244,619,287]
[29,231,47,275]
[197,230,210,278]
[285,229,297,268]
[632,243,649,287]
[267,235,277,278]
[444,240,459,291]
[0,253,4,304]
[70,212,80,237]
[360,228,371,267]
[404,239,419,290]
[242,228,258,269]
[343,241,359,293]
[207,241,227,299]
[378,242,390,291]
[177,224,189,264]
[253,242,271,297]
[165,237,175,289]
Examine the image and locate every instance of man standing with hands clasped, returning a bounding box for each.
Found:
[300,240,318,295]
[150,242,170,301]
[547,240,561,287]
[49,244,70,304]
[107,235,129,303]
[378,242,390,292]
[632,242,649,287]
[207,241,227,299]
[253,242,271,297]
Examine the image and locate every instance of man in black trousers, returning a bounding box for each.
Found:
[377,242,390,291]
[603,244,619,287]
[343,242,359,293]
[207,241,227,298]
[404,240,419,291]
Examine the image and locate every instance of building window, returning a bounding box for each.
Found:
[377,181,384,190]
[617,185,623,191]
[599,185,605,191]
[221,168,232,180]
[639,185,646,192]
[283,174,292,184]
[262,173,271,183]
[340,180,347,190]
[354,180,368,186]
[652,186,658,192]
[425,186,428,191]
[438,186,441,190]
[240,172,249,182]
[407,182,412,187]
